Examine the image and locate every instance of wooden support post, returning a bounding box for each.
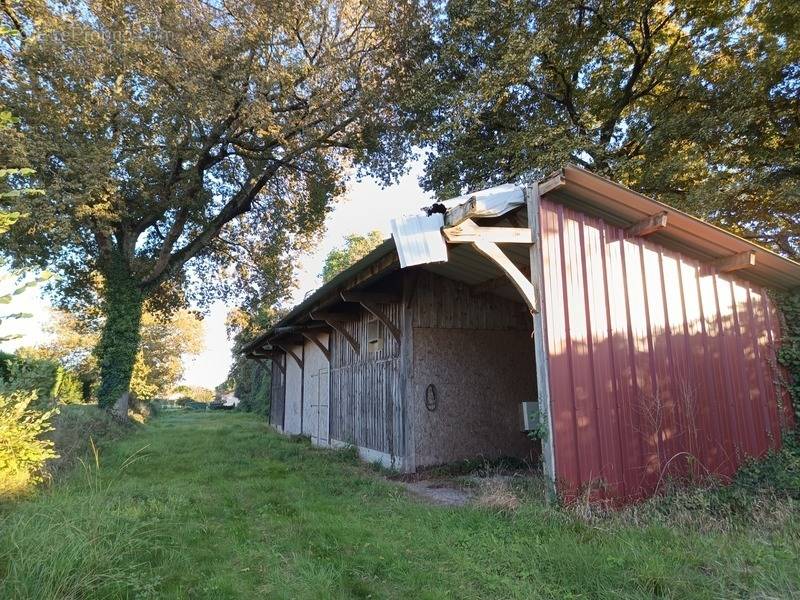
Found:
[526,183,557,500]
[471,241,539,313]
[301,329,331,361]
[443,218,534,244]
[309,310,360,353]
[711,250,756,273]
[341,291,402,342]
[626,211,668,237]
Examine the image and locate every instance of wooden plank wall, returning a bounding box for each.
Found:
[329,301,402,457]
[413,271,531,330]
[269,357,285,428]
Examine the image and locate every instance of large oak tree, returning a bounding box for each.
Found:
[0,0,422,415]
[407,0,799,258]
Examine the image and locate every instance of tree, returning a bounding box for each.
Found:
[406,0,799,258]
[0,0,423,416]
[28,308,204,401]
[224,304,283,415]
[321,230,384,282]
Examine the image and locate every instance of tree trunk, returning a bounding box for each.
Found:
[96,254,144,420]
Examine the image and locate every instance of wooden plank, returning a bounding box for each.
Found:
[626,211,668,237]
[525,184,557,499]
[472,241,539,313]
[444,196,479,227]
[538,171,566,196]
[301,330,331,361]
[443,218,534,244]
[711,250,756,273]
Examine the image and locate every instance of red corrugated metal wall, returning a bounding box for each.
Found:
[539,199,794,502]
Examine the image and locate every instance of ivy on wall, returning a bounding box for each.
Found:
[776,290,800,432]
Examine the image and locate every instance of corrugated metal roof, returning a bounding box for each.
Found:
[545,165,800,290]
[244,165,800,353]
[440,183,524,216]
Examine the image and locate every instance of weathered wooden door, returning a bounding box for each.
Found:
[310,367,330,446]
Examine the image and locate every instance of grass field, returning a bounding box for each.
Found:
[1,411,798,599]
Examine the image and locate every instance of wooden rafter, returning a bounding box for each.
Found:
[626,211,668,237]
[301,329,330,361]
[443,218,533,244]
[712,250,756,273]
[471,241,539,313]
[341,291,402,342]
[309,310,360,353]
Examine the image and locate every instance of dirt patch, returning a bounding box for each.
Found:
[401,480,474,506]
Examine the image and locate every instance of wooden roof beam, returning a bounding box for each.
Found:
[443,218,533,244]
[626,211,668,237]
[712,250,756,273]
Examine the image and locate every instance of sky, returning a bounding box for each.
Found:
[0,161,432,390]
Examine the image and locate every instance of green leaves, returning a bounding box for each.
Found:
[405,0,799,258]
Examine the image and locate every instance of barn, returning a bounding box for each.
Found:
[242,165,799,502]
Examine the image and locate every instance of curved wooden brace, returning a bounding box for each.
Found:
[251,351,285,374]
[339,292,402,343]
[273,342,303,369]
[301,330,331,361]
[309,310,360,353]
[361,302,401,342]
[472,240,539,313]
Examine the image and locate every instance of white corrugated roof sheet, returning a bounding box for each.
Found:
[390,213,447,268]
[390,184,524,268]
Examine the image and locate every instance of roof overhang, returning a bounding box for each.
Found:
[541,165,800,290]
[244,164,800,357]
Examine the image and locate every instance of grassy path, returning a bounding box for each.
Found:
[1,411,798,598]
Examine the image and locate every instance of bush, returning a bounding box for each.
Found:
[0,391,59,498]
[0,353,83,406]
[44,405,130,482]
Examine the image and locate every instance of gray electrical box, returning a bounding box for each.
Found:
[521,401,540,432]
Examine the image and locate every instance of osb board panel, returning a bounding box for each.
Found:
[539,199,793,502]
[283,344,304,435]
[413,328,538,467]
[302,334,330,445]
[413,270,531,330]
[329,303,402,455]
